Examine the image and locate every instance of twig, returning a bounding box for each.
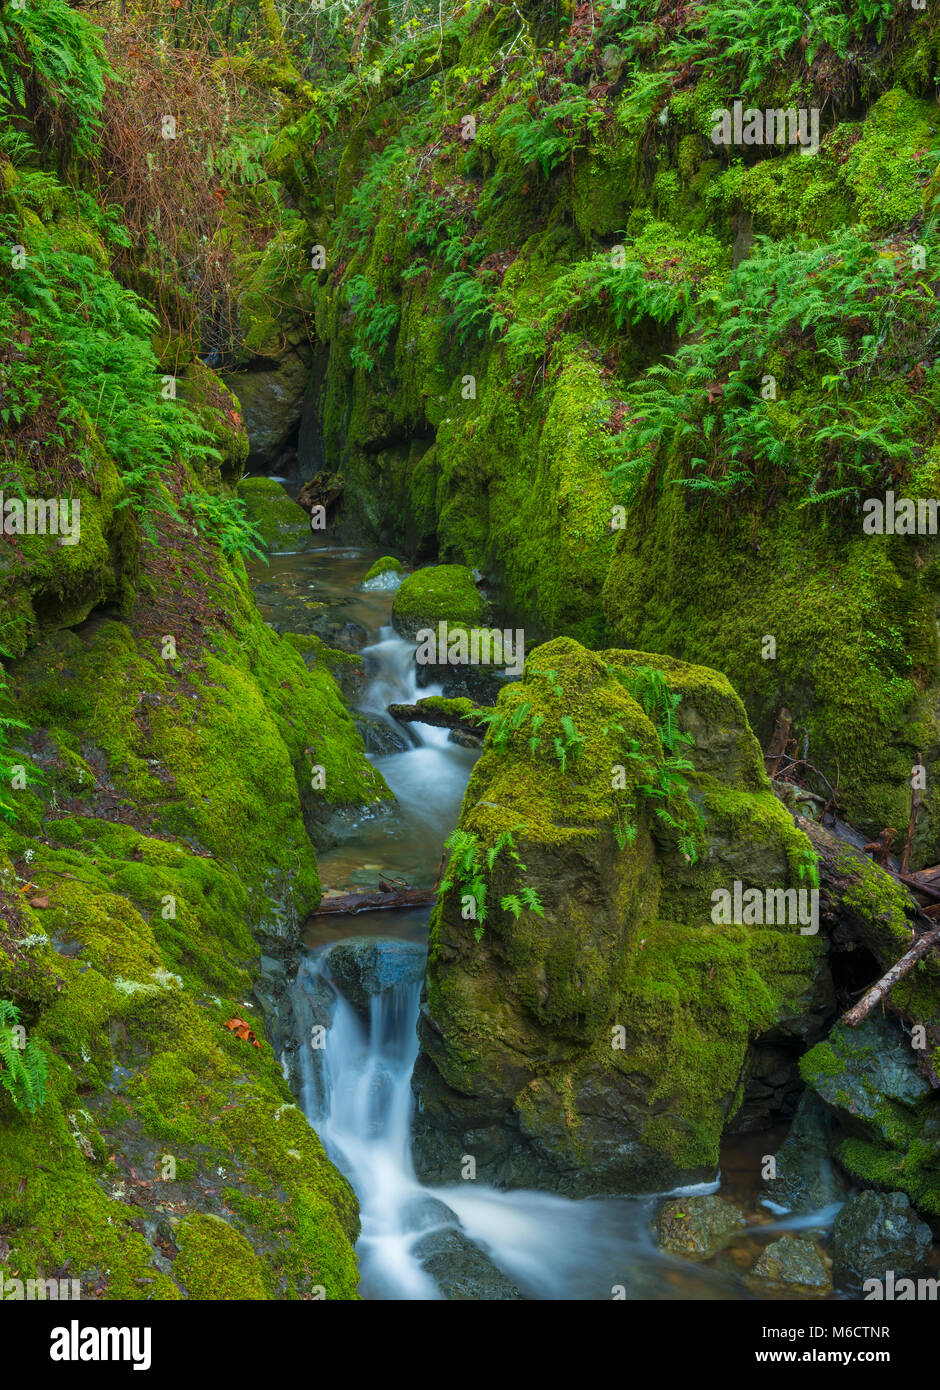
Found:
[842,924,940,1026]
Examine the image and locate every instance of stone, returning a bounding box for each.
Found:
[657,1194,747,1262]
[326,937,427,1015]
[411,1225,523,1300]
[744,1237,832,1297]
[831,1191,933,1286]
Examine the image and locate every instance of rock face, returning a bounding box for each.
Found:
[744,1238,832,1298]
[832,1191,933,1287]
[657,1195,746,1262]
[223,345,310,467]
[412,637,831,1194]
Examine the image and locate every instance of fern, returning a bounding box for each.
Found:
[0,999,48,1115]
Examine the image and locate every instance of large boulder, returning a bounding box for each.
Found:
[223,346,310,465]
[412,638,831,1193]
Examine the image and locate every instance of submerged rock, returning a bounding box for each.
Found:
[744,1237,832,1298]
[411,1225,523,1300]
[657,1195,747,1262]
[326,937,427,1014]
[831,1191,933,1287]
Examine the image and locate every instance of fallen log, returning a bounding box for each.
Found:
[314,888,436,916]
[387,700,487,736]
[842,924,940,1027]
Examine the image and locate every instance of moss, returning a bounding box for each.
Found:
[177,361,250,486]
[391,563,486,637]
[0,498,374,1297]
[837,1135,940,1222]
[236,476,311,552]
[363,554,404,581]
[174,1214,269,1299]
[418,637,828,1188]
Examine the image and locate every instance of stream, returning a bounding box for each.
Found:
[248,531,843,1302]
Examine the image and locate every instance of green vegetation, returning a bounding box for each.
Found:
[0,999,48,1115]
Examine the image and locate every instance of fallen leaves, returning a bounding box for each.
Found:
[223,1017,260,1048]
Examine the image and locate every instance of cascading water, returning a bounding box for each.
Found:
[253,543,842,1301]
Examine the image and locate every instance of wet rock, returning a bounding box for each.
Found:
[412,639,830,1195]
[831,1191,933,1286]
[326,937,426,1014]
[400,1194,461,1234]
[657,1195,747,1262]
[356,715,411,757]
[744,1237,832,1298]
[762,1090,849,1214]
[411,1225,523,1300]
[801,1015,932,1141]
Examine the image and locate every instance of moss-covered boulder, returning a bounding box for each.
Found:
[411,637,830,1193]
[237,476,311,553]
[362,555,404,584]
[391,563,486,639]
[177,360,250,486]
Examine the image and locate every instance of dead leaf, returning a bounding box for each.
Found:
[223,1017,260,1048]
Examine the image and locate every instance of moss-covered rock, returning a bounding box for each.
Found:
[411,637,830,1193]
[0,494,383,1297]
[363,555,404,583]
[237,476,311,553]
[391,563,486,639]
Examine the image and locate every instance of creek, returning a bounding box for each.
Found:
[247,533,841,1301]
